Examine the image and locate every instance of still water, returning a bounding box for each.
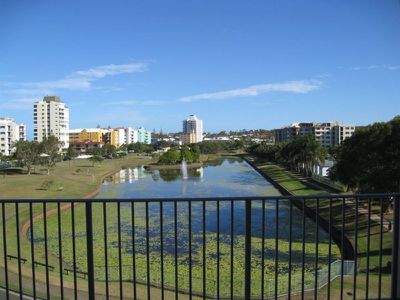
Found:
[96,157,323,241]
[98,157,281,198]
[92,156,336,296]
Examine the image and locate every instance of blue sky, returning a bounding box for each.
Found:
[1,0,399,137]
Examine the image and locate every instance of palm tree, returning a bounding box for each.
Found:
[283,135,326,176]
[299,135,326,176]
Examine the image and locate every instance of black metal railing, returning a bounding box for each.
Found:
[0,194,399,299]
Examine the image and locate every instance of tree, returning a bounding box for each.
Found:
[86,147,103,156]
[88,155,104,166]
[248,142,281,161]
[102,144,117,157]
[127,142,153,154]
[39,136,62,175]
[66,145,78,159]
[295,135,326,176]
[190,144,201,162]
[249,135,326,176]
[197,141,224,154]
[230,139,245,150]
[13,140,39,175]
[181,147,194,163]
[158,150,181,165]
[331,116,400,193]
[154,140,173,150]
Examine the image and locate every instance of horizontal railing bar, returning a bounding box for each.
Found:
[0,193,399,203]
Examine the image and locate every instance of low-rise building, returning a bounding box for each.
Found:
[203,136,230,142]
[274,121,355,147]
[0,117,26,156]
[69,126,152,148]
[69,141,104,153]
[69,128,104,144]
[313,160,334,177]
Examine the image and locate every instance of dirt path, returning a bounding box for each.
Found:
[13,169,121,299]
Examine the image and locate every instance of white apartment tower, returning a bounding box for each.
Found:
[183,115,203,143]
[34,96,70,148]
[0,117,26,156]
[125,127,138,144]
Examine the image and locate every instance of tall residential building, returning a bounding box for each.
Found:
[125,127,138,144]
[274,121,355,147]
[0,117,26,156]
[137,127,152,144]
[114,128,126,147]
[182,114,203,143]
[34,96,70,148]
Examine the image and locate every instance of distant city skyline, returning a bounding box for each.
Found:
[1,1,399,139]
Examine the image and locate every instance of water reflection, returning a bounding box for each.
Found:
[159,169,180,182]
[98,157,280,198]
[103,166,148,184]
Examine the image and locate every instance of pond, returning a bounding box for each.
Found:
[93,157,339,296]
[97,157,281,198]
[29,157,340,298]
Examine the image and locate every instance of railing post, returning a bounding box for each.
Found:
[245,199,252,299]
[392,196,400,300]
[86,202,95,299]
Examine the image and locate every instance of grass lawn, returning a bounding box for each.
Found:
[250,158,394,299]
[251,160,329,196]
[0,154,153,199]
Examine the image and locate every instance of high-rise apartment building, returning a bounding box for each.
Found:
[34,96,70,148]
[0,117,26,156]
[274,121,355,147]
[182,115,203,143]
[137,127,152,144]
[125,127,138,144]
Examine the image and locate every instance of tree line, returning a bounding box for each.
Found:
[12,136,62,175]
[157,140,246,165]
[249,135,326,177]
[158,146,201,165]
[330,116,400,193]
[249,116,400,193]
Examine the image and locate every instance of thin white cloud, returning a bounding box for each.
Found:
[73,63,147,79]
[179,80,321,102]
[0,62,148,96]
[351,64,400,71]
